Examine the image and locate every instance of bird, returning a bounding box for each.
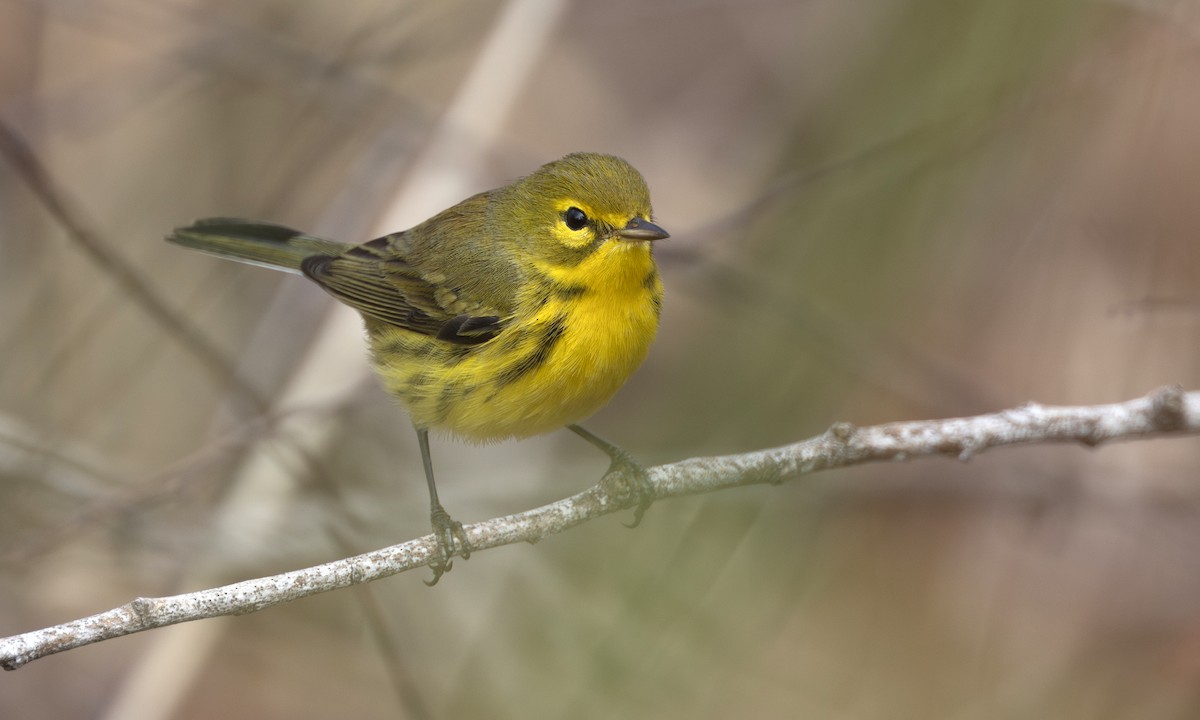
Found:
[168,152,668,583]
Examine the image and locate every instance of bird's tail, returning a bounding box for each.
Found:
[167,218,351,274]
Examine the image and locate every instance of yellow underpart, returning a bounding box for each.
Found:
[367,239,661,441]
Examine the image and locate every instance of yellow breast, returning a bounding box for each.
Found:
[369,241,662,441]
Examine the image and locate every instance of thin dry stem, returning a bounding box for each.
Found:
[3,386,1197,670]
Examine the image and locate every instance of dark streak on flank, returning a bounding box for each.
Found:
[642,268,659,291]
[376,335,409,360]
[496,314,568,386]
[528,291,551,313]
[433,383,456,425]
[407,371,430,389]
[401,370,430,399]
[444,343,472,361]
[551,282,588,300]
[644,268,663,319]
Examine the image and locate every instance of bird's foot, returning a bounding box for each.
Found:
[425,504,471,586]
[568,424,656,528]
[603,448,655,529]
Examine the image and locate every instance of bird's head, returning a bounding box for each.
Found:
[502,152,668,270]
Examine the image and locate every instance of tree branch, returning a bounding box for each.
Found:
[3,386,1197,670]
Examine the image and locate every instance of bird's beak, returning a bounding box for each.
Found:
[617,217,670,241]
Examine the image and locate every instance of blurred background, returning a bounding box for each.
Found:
[3,0,1200,717]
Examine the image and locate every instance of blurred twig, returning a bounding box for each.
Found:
[662,100,1029,414]
[0,401,330,565]
[0,119,267,417]
[3,385,1196,670]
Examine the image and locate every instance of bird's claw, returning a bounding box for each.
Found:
[425,505,470,586]
[566,425,655,529]
[605,453,654,529]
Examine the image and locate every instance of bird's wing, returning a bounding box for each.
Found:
[300,234,505,346]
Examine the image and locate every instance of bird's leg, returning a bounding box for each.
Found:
[567,424,654,527]
[416,427,470,586]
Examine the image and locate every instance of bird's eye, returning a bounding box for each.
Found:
[563,207,588,231]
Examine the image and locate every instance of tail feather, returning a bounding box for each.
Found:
[167,218,351,274]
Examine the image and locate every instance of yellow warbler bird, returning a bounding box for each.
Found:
[168,152,668,583]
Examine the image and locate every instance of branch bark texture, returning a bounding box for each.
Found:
[3,386,1197,670]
